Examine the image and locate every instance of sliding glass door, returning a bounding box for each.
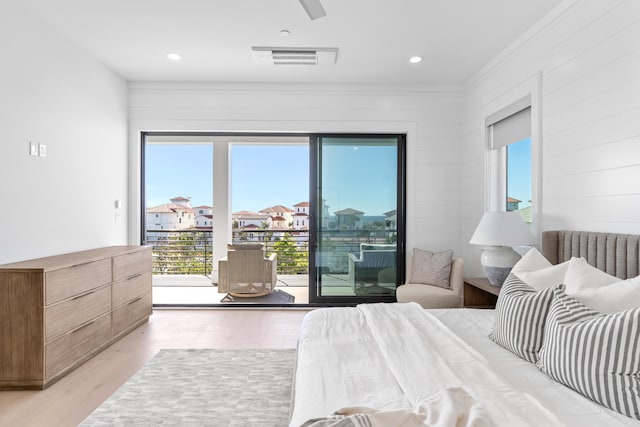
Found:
[309,134,405,304]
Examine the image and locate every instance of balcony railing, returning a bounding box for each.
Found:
[145,230,213,276]
[145,228,397,276]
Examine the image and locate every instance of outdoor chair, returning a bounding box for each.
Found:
[218,243,277,297]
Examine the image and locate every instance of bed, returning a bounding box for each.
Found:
[289,231,640,426]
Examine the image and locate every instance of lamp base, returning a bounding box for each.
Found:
[480,246,522,286]
[483,266,512,286]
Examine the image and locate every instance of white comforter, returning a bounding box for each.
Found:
[289,303,561,427]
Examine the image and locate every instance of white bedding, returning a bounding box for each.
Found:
[289,303,639,427]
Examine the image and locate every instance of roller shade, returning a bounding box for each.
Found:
[486,95,531,149]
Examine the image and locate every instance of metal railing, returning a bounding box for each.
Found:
[145,230,213,276]
[144,228,397,276]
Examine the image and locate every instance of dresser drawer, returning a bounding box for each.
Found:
[112,271,152,308]
[45,286,111,342]
[45,259,112,305]
[113,249,151,282]
[112,292,152,337]
[45,312,111,379]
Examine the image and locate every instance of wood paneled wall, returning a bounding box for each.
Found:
[462,0,640,275]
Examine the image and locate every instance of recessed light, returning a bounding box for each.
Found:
[167,53,182,61]
[409,56,422,64]
[280,29,291,37]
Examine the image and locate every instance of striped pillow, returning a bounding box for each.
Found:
[489,274,558,363]
[537,287,640,420]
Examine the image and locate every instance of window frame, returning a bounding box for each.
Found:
[482,73,542,241]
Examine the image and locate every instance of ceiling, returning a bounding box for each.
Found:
[16,0,563,85]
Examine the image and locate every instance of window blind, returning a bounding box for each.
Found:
[486,95,531,149]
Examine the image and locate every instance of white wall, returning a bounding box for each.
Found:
[128,83,465,268]
[462,0,640,276]
[0,3,129,264]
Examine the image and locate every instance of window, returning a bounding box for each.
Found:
[486,96,532,224]
[506,138,531,221]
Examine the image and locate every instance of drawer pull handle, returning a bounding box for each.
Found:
[71,321,95,334]
[72,290,95,300]
[127,296,143,305]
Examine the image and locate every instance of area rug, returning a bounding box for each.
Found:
[220,289,295,304]
[81,348,296,426]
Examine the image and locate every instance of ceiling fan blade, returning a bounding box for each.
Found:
[298,0,326,20]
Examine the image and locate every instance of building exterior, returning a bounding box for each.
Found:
[293,202,309,230]
[195,214,213,228]
[146,196,195,230]
[507,197,522,211]
[259,205,295,227]
[233,211,272,229]
[334,208,365,230]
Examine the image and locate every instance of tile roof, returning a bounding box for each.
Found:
[233,210,258,216]
[147,203,194,213]
[260,205,294,213]
[294,201,309,207]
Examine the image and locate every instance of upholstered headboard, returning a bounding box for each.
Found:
[541,230,640,280]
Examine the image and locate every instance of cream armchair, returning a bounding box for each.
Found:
[218,243,277,297]
[396,256,464,308]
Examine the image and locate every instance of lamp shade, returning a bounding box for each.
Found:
[469,211,534,285]
[469,211,533,247]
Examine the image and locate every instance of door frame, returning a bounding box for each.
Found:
[308,133,406,305]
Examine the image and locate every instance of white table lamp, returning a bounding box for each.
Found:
[469,211,533,286]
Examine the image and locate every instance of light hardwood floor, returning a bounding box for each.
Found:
[0,308,310,427]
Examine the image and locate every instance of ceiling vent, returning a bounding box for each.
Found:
[251,47,338,66]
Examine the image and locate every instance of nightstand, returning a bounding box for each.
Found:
[463,277,500,308]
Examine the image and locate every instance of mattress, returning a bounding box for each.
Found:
[289,304,639,427]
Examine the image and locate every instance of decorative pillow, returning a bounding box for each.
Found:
[563,257,619,293]
[537,287,640,420]
[410,249,452,289]
[489,274,558,363]
[568,274,640,314]
[511,248,569,290]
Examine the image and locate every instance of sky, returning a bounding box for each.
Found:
[145,144,309,212]
[320,140,397,216]
[507,137,532,208]
[146,139,525,215]
[145,141,397,216]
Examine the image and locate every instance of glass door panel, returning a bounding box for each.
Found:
[310,135,405,304]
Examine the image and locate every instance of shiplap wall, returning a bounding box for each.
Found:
[0,4,128,264]
[128,83,464,261]
[462,0,640,276]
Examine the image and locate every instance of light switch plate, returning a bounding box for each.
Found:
[38,143,47,157]
[29,142,38,156]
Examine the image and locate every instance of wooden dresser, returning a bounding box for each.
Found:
[0,246,152,389]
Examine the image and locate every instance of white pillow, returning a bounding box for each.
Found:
[510,248,568,290]
[563,257,618,293]
[568,275,640,314]
[516,262,570,290]
[511,248,551,275]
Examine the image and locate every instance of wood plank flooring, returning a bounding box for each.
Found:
[0,308,310,427]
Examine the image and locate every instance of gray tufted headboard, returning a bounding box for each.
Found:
[541,230,640,280]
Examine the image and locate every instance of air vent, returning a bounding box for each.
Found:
[251,47,338,66]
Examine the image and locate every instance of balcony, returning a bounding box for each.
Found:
[145,228,397,305]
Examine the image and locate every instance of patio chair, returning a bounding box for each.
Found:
[218,243,277,297]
